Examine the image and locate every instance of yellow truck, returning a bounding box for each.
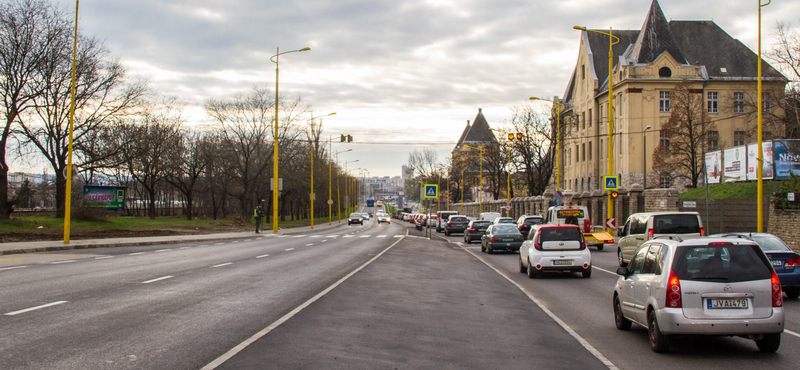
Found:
[543,205,615,250]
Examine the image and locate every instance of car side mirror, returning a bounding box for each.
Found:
[616,267,629,276]
[617,229,624,237]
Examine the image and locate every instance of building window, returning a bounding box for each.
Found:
[659,67,672,77]
[659,173,672,188]
[763,92,772,113]
[707,130,719,151]
[588,141,592,161]
[582,64,586,80]
[600,139,604,158]
[588,109,593,128]
[660,131,670,151]
[734,131,746,146]
[707,92,718,113]
[581,143,586,161]
[582,112,586,130]
[659,91,670,113]
[734,92,745,114]
[576,145,580,163]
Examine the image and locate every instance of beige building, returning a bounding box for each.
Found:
[558,0,786,192]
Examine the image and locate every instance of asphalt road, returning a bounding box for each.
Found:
[431,221,800,370]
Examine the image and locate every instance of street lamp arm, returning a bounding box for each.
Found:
[573,26,620,45]
[270,47,311,63]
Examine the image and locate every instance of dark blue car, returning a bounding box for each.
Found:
[713,233,800,299]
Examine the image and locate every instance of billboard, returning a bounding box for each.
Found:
[83,185,126,210]
[705,151,722,184]
[773,140,800,180]
[723,146,746,182]
[746,141,774,180]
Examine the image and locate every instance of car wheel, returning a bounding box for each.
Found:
[596,244,604,251]
[582,266,592,278]
[519,256,527,273]
[480,243,486,253]
[614,295,632,330]
[445,230,450,236]
[648,310,670,353]
[785,288,800,299]
[755,333,781,353]
[465,237,471,244]
[486,245,493,254]
[617,249,627,267]
[527,259,537,279]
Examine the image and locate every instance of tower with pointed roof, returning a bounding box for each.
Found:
[559,0,786,196]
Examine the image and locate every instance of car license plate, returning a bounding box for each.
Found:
[707,298,749,309]
[502,238,514,242]
[772,260,783,267]
[552,259,573,266]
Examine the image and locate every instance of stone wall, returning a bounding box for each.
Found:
[768,203,800,252]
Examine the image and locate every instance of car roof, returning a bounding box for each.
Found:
[627,211,700,217]
[645,237,760,248]
[533,224,581,230]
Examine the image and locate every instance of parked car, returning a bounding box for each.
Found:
[463,220,492,244]
[479,212,501,222]
[347,213,364,225]
[377,213,391,224]
[427,215,439,228]
[617,212,704,266]
[712,232,800,299]
[493,217,515,225]
[362,212,371,220]
[415,214,428,228]
[519,224,591,278]
[612,237,784,353]
[436,211,459,232]
[444,215,470,236]
[481,224,524,253]
[516,215,545,238]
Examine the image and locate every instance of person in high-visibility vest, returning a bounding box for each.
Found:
[254,204,264,234]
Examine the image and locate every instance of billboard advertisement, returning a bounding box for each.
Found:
[723,146,746,182]
[774,140,800,180]
[83,186,126,210]
[746,141,774,180]
[705,151,722,184]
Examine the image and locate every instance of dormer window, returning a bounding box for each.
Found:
[658,67,672,78]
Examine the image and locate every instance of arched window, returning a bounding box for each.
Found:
[659,67,672,78]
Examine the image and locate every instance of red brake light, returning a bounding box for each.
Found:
[647,228,654,240]
[579,235,586,250]
[786,258,798,267]
[700,227,705,236]
[608,238,614,244]
[772,271,783,307]
[469,228,476,232]
[490,238,499,243]
[708,242,733,246]
[666,270,682,308]
[447,222,453,226]
[584,218,591,233]
[534,235,542,250]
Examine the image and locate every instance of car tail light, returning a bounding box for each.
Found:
[490,238,499,243]
[607,238,614,244]
[579,235,586,250]
[708,242,733,246]
[700,227,705,236]
[584,218,591,233]
[534,235,542,250]
[647,228,654,240]
[469,228,476,232]
[666,270,682,308]
[520,224,530,229]
[786,257,798,267]
[772,271,783,307]
[448,222,453,226]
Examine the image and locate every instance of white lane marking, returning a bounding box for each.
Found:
[461,246,619,370]
[322,240,328,243]
[255,254,270,259]
[325,235,338,238]
[129,252,145,256]
[0,266,27,271]
[292,235,305,238]
[310,235,323,238]
[212,262,233,268]
[199,245,210,247]
[215,243,225,245]
[94,256,115,260]
[393,235,403,238]
[179,247,191,250]
[231,241,239,244]
[277,235,288,238]
[786,329,800,339]
[285,248,295,251]
[359,235,371,238]
[200,230,408,370]
[5,301,68,316]
[142,276,174,284]
[305,244,314,247]
[343,235,354,238]
[156,249,171,253]
[594,266,617,276]
[377,235,387,238]
[51,260,76,264]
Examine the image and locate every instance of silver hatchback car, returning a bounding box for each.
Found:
[613,237,785,353]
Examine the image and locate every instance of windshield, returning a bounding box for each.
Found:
[492,225,520,234]
[496,218,513,223]
[349,213,362,218]
[671,244,772,282]
[751,235,792,252]
[652,214,700,234]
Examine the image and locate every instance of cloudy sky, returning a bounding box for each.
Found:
[22,0,799,177]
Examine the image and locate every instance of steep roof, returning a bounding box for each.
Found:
[585,29,639,92]
[462,108,498,144]
[453,120,471,151]
[630,0,687,64]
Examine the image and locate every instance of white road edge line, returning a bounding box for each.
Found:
[5,301,68,316]
[285,248,295,251]
[460,246,619,370]
[786,329,800,339]
[255,254,270,259]
[156,249,171,253]
[179,247,191,250]
[51,260,76,264]
[200,229,409,370]
[594,266,617,276]
[0,265,27,271]
[212,262,233,268]
[129,252,145,256]
[94,256,115,260]
[305,244,314,247]
[142,276,174,284]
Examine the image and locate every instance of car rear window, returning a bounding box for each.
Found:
[671,244,772,282]
[524,217,544,225]
[653,214,700,234]
[496,218,513,223]
[751,235,792,252]
[450,217,467,222]
[493,225,519,234]
[472,221,491,227]
[539,227,582,242]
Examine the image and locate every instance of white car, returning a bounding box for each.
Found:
[613,237,784,353]
[519,224,591,278]
[377,213,391,224]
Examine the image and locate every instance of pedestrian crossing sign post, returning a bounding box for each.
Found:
[603,176,619,190]
[423,184,439,199]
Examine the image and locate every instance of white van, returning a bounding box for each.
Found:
[616,212,704,266]
[479,212,501,222]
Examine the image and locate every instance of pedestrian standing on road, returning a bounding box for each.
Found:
[254,204,264,233]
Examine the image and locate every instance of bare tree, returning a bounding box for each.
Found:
[166,130,209,220]
[653,81,713,188]
[506,105,555,196]
[0,0,67,218]
[767,22,800,138]
[406,147,440,180]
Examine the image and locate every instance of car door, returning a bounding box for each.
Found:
[617,219,632,260]
[482,226,492,246]
[634,243,662,323]
[621,245,648,320]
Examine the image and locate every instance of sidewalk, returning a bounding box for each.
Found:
[0,222,345,256]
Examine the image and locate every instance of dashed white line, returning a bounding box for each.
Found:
[343,235,354,238]
[179,247,191,250]
[359,235,371,238]
[322,240,328,242]
[5,301,68,316]
[325,235,338,238]
[212,262,233,268]
[305,244,314,247]
[285,248,295,251]
[142,276,174,284]
[310,235,323,238]
[377,235,387,238]
[51,260,76,264]
[255,254,270,259]
[129,252,145,256]
[292,235,305,238]
[198,245,210,247]
[594,266,617,276]
[156,249,171,253]
[214,243,225,245]
[94,256,115,260]
[786,329,800,339]
[0,266,27,271]
[393,235,403,238]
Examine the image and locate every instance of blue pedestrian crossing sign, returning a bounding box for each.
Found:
[423,184,439,199]
[603,176,619,190]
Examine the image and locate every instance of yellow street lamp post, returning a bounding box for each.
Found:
[270,46,310,233]
[344,160,358,216]
[63,0,81,244]
[530,97,565,191]
[757,0,771,232]
[332,147,352,224]
[307,112,336,230]
[463,144,485,215]
[574,25,619,234]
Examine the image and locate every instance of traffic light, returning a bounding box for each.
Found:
[341,134,346,142]
[347,135,353,142]
[516,133,523,140]
[611,191,619,198]
[340,134,354,142]
[507,133,514,140]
